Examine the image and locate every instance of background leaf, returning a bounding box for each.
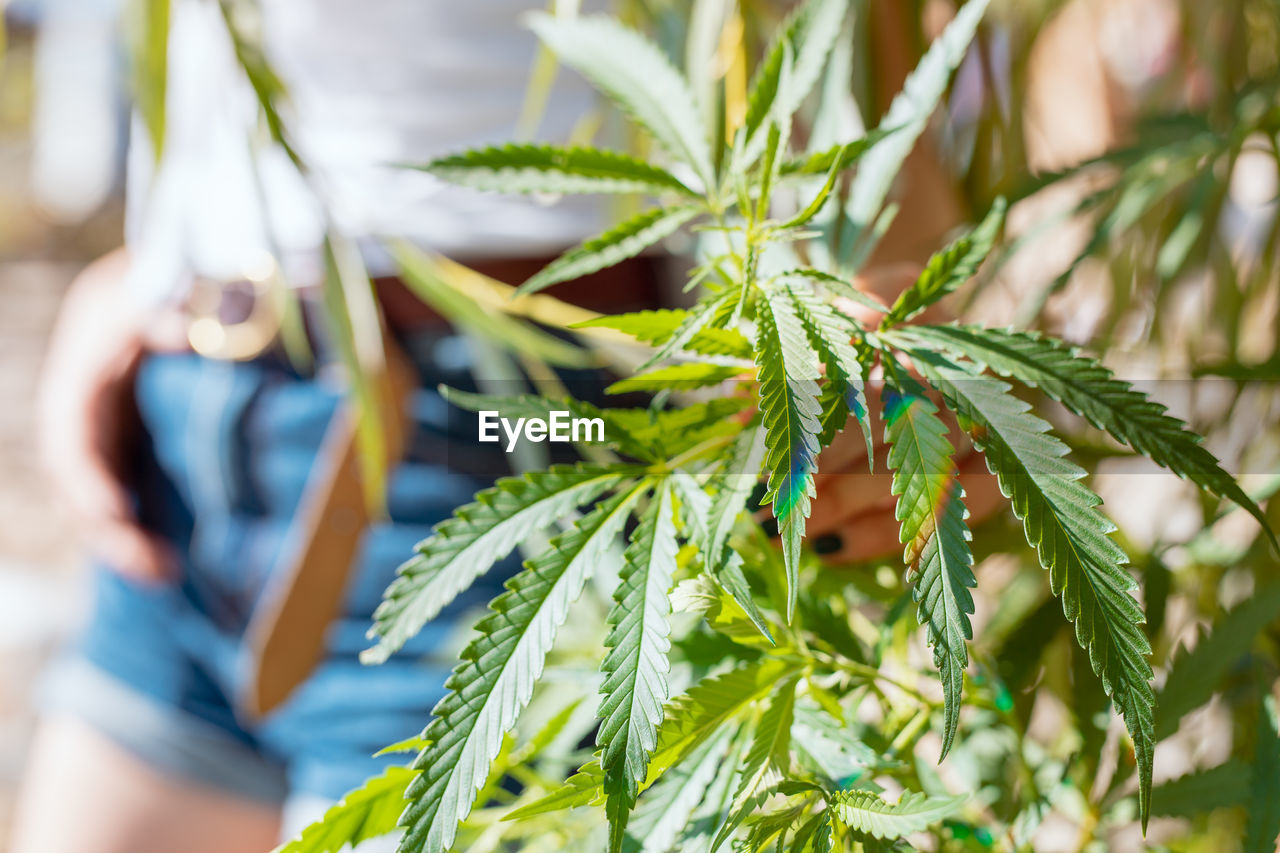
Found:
[520,206,700,295]
[421,144,697,196]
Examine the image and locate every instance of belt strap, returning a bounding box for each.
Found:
[239,337,415,717]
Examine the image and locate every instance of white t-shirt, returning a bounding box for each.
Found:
[126,0,608,305]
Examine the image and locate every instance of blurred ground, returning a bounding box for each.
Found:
[0,25,124,846]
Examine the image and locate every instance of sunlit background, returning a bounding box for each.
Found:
[0,0,130,841]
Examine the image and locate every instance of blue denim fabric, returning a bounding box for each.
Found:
[70,336,521,801]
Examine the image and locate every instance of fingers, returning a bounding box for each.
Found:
[47,435,176,584]
[87,515,177,584]
[814,505,904,564]
[38,249,176,584]
[808,470,895,533]
[804,451,1008,566]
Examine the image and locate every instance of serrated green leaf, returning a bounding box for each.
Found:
[637,290,738,372]
[1150,759,1250,818]
[882,366,974,759]
[779,127,893,176]
[607,399,753,460]
[742,805,807,853]
[1155,585,1280,740]
[786,283,874,460]
[739,34,787,167]
[703,426,768,569]
[880,198,1006,329]
[648,658,802,780]
[507,658,802,821]
[600,481,681,853]
[672,573,778,651]
[709,677,799,850]
[577,309,754,359]
[680,427,775,645]
[623,724,736,853]
[1244,694,1280,853]
[789,812,833,852]
[774,268,890,314]
[739,0,848,167]
[778,146,844,230]
[374,736,431,758]
[398,483,646,853]
[756,287,824,621]
[502,765,604,821]
[687,327,756,359]
[520,206,700,296]
[529,14,714,187]
[829,790,966,839]
[419,144,696,196]
[276,766,415,853]
[607,362,746,395]
[364,464,627,663]
[907,349,1155,828]
[791,698,877,783]
[890,324,1278,551]
[840,0,991,269]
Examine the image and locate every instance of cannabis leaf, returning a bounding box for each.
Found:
[786,282,874,458]
[1150,760,1250,818]
[365,464,628,663]
[599,481,681,853]
[520,206,701,295]
[607,363,745,395]
[576,309,754,359]
[882,364,974,758]
[506,658,801,821]
[880,197,1006,329]
[779,127,893,176]
[419,144,697,197]
[890,324,1278,549]
[709,677,799,849]
[908,349,1155,826]
[529,14,714,187]
[398,483,646,853]
[829,790,967,839]
[756,286,824,620]
[276,766,414,853]
[1155,585,1280,739]
[622,724,735,853]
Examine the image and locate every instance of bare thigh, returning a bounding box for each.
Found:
[9,715,282,853]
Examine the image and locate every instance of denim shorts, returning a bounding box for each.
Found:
[43,332,523,805]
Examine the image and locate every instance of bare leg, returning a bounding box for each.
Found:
[10,715,282,853]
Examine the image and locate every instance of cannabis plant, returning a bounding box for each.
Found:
[277,1,1277,851]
